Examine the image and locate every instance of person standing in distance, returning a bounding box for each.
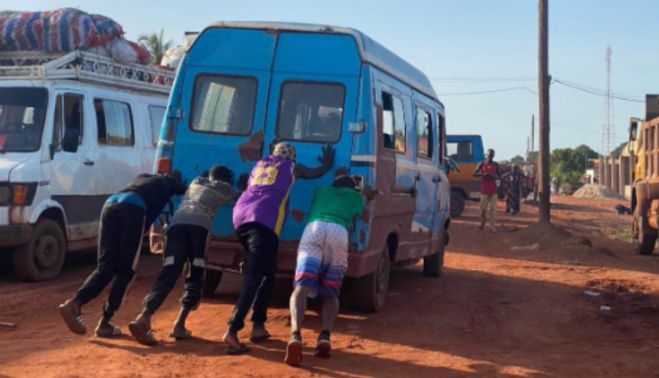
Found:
[473,149,500,232]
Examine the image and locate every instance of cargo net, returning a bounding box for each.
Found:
[0,50,174,94]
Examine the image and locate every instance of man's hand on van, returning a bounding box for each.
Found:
[318,143,335,168]
[363,187,379,201]
[294,144,335,180]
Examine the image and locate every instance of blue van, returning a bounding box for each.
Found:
[154,22,450,311]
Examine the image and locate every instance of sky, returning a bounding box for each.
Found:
[7,0,659,159]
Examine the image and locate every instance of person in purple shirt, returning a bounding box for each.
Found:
[223,141,334,354]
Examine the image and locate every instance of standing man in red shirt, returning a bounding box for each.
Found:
[473,149,501,232]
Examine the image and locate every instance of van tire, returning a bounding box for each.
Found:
[354,246,391,312]
[423,248,444,277]
[13,219,66,282]
[204,269,223,296]
[636,233,657,256]
[450,190,465,218]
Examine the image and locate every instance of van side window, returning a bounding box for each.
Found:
[381,92,405,153]
[438,113,445,159]
[191,74,257,135]
[148,105,166,146]
[94,99,134,146]
[276,81,344,143]
[447,140,473,162]
[416,107,432,159]
[53,94,84,150]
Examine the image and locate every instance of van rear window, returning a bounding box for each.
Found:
[190,74,257,135]
[276,81,344,143]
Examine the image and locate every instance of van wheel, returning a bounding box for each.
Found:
[450,191,465,218]
[13,219,66,282]
[423,247,445,277]
[354,246,391,312]
[204,269,223,296]
[635,233,657,256]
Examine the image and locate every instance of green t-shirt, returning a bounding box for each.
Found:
[307,186,364,229]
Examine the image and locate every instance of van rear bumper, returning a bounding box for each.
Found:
[206,238,376,278]
[0,224,32,247]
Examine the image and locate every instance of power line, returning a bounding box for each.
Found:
[429,76,536,83]
[437,86,537,96]
[552,77,643,103]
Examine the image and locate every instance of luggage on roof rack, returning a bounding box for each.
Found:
[0,50,174,94]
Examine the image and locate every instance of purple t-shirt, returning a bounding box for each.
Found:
[233,155,295,235]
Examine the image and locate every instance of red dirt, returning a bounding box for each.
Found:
[1,196,659,377]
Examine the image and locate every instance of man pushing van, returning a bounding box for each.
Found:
[285,173,376,366]
[223,142,334,355]
[128,165,238,346]
[58,172,185,338]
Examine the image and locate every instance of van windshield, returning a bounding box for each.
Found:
[0,88,48,152]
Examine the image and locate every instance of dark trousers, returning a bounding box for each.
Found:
[227,222,278,333]
[143,224,209,314]
[74,203,145,320]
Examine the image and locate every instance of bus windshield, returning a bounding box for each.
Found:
[0,87,48,152]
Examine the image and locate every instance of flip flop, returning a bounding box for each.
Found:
[128,321,157,346]
[223,332,250,355]
[96,324,122,338]
[58,303,87,335]
[170,328,192,340]
[315,339,331,358]
[284,339,302,366]
[249,330,271,343]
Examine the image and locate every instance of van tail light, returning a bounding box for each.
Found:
[156,157,172,174]
[12,184,28,205]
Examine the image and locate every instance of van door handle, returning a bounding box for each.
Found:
[83,159,95,166]
[433,176,442,183]
[415,174,421,181]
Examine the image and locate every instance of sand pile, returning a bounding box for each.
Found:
[572,184,621,199]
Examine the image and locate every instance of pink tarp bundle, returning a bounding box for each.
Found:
[0,8,123,53]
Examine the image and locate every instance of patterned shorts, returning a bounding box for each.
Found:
[294,221,348,298]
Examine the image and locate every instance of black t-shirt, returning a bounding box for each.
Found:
[120,174,186,227]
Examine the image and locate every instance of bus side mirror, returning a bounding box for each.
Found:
[629,118,639,141]
[62,128,80,153]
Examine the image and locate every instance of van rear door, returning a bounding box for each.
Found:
[171,28,277,236]
[261,32,360,240]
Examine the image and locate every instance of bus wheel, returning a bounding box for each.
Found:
[204,269,223,296]
[450,191,465,218]
[13,219,66,282]
[423,247,445,277]
[355,246,391,312]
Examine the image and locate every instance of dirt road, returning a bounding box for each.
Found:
[1,197,659,377]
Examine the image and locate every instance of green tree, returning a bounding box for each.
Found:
[510,155,525,164]
[138,29,173,65]
[549,144,598,185]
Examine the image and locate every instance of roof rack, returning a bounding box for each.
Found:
[0,51,174,95]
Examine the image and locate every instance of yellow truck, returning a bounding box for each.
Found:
[628,94,659,255]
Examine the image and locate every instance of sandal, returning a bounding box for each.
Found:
[223,331,250,355]
[58,302,87,335]
[249,327,271,343]
[128,321,157,346]
[170,327,192,340]
[96,323,122,338]
[284,338,303,366]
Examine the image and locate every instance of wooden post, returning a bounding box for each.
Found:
[538,0,551,223]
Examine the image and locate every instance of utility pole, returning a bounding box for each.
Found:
[538,0,551,223]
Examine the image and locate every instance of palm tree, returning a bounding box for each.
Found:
[138,29,173,65]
